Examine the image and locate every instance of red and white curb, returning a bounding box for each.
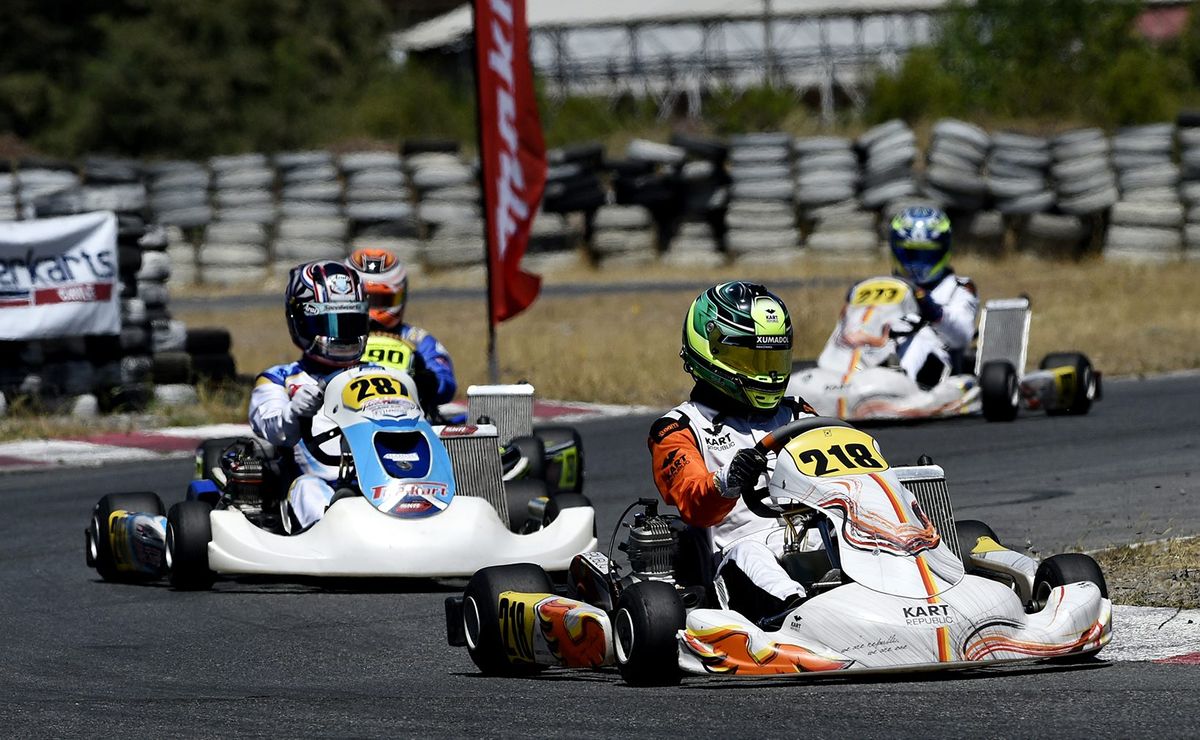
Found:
[1107,606,1200,664]
[0,401,656,472]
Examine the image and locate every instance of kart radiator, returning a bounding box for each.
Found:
[976,298,1031,375]
[466,384,534,445]
[894,464,962,559]
[440,426,508,523]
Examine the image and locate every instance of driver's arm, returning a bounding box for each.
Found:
[931,279,978,350]
[250,374,305,447]
[648,416,736,528]
[407,328,457,406]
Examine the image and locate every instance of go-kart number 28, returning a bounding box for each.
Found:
[341,373,410,409]
[786,427,891,477]
[850,280,908,306]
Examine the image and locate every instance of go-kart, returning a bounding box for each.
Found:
[444,418,1111,684]
[84,365,598,589]
[787,276,1101,422]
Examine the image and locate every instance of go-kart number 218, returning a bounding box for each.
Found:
[787,427,891,477]
[498,595,535,663]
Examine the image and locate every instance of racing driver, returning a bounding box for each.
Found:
[249,260,371,533]
[885,205,979,388]
[649,281,821,626]
[346,247,457,418]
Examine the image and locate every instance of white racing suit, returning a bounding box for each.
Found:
[648,390,822,622]
[249,360,348,532]
[897,272,979,386]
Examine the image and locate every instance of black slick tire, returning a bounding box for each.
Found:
[167,500,215,590]
[614,580,685,686]
[1038,352,1097,416]
[980,360,1019,422]
[955,519,1000,572]
[1033,553,1108,612]
[88,492,166,582]
[462,564,554,676]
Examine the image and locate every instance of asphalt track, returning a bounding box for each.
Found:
[1,374,1198,737]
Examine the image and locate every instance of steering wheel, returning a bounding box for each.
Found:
[742,417,859,518]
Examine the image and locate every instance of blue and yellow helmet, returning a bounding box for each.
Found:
[888,206,952,287]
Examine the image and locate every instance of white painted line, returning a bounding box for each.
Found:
[1106,605,1200,662]
[0,440,180,466]
[154,423,253,439]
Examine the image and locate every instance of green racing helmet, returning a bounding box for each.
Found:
[681,281,793,411]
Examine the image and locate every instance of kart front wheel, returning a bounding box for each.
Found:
[1038,352,1097,416]
[87,491,166,582]
[1032,553,1108,612]
[462,563,554,676]
[954,519,1000,572]
[980,360,1019,422]
[166,500,215,591]
[614,581,685,687]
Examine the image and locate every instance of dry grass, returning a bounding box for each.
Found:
[174,254,1200,407]
[1093,537,1200,608]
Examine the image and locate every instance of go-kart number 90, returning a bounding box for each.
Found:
[786,427,890,477]
[364,335,414,371]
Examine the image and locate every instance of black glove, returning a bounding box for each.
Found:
[913,287,944,323]
[718,448,768,499]
[412,367,439,404]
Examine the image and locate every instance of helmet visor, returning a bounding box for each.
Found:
[712,344,791,379]
[297,301,369,340]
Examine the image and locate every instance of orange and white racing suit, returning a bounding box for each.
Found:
[648,389,822,618]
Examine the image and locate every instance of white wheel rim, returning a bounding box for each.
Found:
[88,516,100,562]
[614,608,635,664]
[164,522,175,571]
[463,596,483,650]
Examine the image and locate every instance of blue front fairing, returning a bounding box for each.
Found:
[342,415,456,519]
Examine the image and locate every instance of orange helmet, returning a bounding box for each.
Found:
[346,248,408,331]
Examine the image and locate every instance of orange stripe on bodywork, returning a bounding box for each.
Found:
[872,472,953,662]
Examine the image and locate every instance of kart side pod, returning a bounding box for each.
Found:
[446,587,616,671]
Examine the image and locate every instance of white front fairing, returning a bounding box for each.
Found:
[788,276,979,420]
[207,497,598,577]
[208,366,599,577]
[679,576,1110,676]
[679,424,1111,676]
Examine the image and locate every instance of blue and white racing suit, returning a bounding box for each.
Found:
[249,360,349,531]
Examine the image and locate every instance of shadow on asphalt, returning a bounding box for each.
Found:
[87,575,466,595]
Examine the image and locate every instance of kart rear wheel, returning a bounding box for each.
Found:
[543,493,593,529]
[87,492,165,582]
[508,435,546,482]
[195,436,241,481]
[980,360,1019,422]
[462,563,554,676]
[614,581,685,687]
[1038,352,1097,416]
[955,519,1000,572]
[166,500,215,591]
[535,425,585,494]
[1032,553,1108,612]
[503,478,549,533]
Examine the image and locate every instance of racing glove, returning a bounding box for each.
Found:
[716,448,768,499]
[888,312,923,337]
[913,287,944,324]
[287,384,324,419]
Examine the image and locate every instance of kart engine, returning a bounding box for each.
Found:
[621,500,678,583]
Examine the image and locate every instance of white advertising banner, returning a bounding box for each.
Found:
[0,212,121,339]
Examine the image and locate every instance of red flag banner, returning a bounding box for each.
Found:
[474,0,546,324]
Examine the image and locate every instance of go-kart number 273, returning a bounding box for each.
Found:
[341,374,409,409]
[786,427,890,477]
[850,280,908,306]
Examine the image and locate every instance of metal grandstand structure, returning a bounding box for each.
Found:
[394,0,1190,123]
